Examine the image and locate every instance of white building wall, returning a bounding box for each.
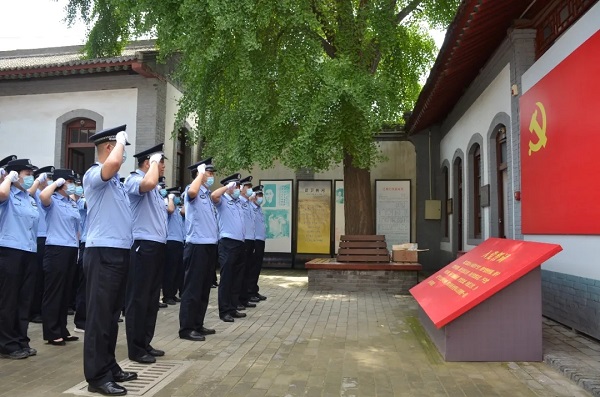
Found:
[0,88,138,171]
[440,64,511,253]
[164,83,182,182]
[522,1,600,280]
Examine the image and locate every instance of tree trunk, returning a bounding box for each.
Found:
[343,151,374,235]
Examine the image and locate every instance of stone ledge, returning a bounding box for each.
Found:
[306,258,422,271]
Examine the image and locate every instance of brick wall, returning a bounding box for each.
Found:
[542,269,600,340]
[308,269,418,294]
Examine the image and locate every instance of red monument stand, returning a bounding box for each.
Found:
[410,238,562,362]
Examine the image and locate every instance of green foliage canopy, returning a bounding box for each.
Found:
[66,0,460,173]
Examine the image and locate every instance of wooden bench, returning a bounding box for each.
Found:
[305,258,422,294]
[336,235,391,263]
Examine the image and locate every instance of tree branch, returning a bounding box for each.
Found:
[396,0,424,25]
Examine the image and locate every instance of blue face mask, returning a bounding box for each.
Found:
[66,183,77,195]
[160,188,167,197]
[22,175,34,189]
[206,177,214,187]
[174,197,181,206]
[232,188,241,199]
[75,186,84,196]
[256,197,264,205]
[244,187,253,197]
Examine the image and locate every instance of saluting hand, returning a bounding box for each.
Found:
[168,194,175,200]
[226,181,236,191]
[116,131,129,146]
[0,168,6,177]
[54,178,66,188]
[149,153,162,164]
[197,163,206,175]
[36,172,47,183]
[7,170,19,183]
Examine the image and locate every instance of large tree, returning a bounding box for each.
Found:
[65,0,459,235]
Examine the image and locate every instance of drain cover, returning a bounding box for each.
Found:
[64,359,191,396]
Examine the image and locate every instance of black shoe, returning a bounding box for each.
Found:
[158,302,168,308]
[30,315,43,323]
[231,311,246,318]
[249,296,260,303]
[236,305,246,311]
[243,302,257,308]
[198,327,216,335]
[180,330,206,341]
[0,350,28,359]
[163,298,176,305]
[47,339,66,346]
[23,347,37,356]
[65,335,79,342]
[220,314,234,322]
[173,296,181,302]
[255,293,267,301]
[147,348,164,357]
[113,370,138,382]
[88,381,127,396]
[131,354,156,364]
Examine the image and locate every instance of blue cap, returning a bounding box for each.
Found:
[53,168,77,181]
[6,158,36,172]
[240,176,253,186]
[220,173,241,186]
[88,125,130,145]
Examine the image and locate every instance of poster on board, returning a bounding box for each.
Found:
[375,180,411,247]
[334,180,345,253]
[297,180,332,254]
[259,179,293,253]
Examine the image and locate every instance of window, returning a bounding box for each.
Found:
[496,127,507,238]
[443,166,449,238]
[473,145,482,239]
[66,118,96,177]
[175,129,186,188]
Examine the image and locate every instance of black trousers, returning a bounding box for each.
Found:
[30,236,46,319]
[83,247,129,386]
[217,238,245,317]
[125,240,165,360]
[74,242,86,330]
[0,247,36,354]
[179,243,217,335]
[42,245,77,341]
[162,240,184,300]
[249,240,266,295]
[238,240,255,304]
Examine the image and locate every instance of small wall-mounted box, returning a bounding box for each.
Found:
[425,200,441,220]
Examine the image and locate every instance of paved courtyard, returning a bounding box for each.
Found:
[0,269,594,397]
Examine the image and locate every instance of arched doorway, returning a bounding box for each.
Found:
[65,118,96,177]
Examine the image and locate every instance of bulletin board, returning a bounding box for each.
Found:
[259,179,293,253]
[296,180,332,255]
[375,180,411,247]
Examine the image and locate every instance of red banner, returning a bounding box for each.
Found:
[410,238,561,328]
[520,30,600,234]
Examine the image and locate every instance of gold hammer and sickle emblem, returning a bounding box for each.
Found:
[528,102,547,156]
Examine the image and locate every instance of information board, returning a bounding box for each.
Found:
[297,180,332,254]
[375,180,411,247]
[410,238,562,328]
[334,180,345,253]
[259,179,293,253]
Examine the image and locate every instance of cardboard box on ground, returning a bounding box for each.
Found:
[391,243,428,263]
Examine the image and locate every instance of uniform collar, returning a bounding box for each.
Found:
[239,196,248,203]
[135,169,146,176]
[224,192,236,201]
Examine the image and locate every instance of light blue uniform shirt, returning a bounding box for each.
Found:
[83,163,133,249]
[167,207,185,243]
[184,184,218,244]
[124,170,168,244]
[43,193,80,247]
[35,190,47,238]
[215,193,244,242]
[239,196,255,240]
[77,197,87,243]
[252,203,266,241]
[0,185,39,252]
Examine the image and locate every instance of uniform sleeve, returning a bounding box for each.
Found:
[77,198,86,210]
[83,165,106,190]
[124,174,143,196]
[41,194,55,210]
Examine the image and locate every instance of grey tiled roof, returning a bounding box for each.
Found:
[0,40,156,73]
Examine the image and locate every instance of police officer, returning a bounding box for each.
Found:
[179,159,218,340]
[248,185,267,303]
[124,143,169,364]
[39,168,80,346]
[73,181,87,333]
[212,173,247,322]
[30,165,55,324]
[162,187,184,306]
[237,176,257,309]
[0,158,39,359]
[83,125,136,395]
